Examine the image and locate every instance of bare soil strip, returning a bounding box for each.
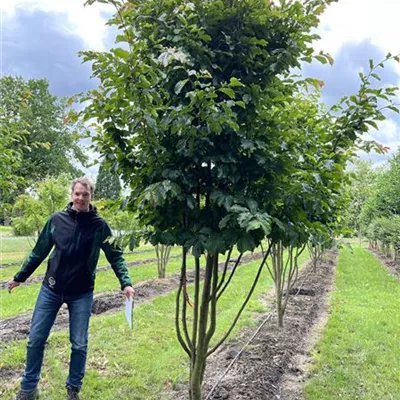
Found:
[178,250,338,400]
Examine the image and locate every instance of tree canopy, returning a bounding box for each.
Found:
[95,159,122,200]
[0,76,88,186]
[81,0,399,398]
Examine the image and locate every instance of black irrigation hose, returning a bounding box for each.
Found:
[205,312,275,400]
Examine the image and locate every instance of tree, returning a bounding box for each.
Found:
[0,105,29,222]
[344,159,380,236]
[154,244,172,279]
[95,159,122,200]
[360,149,400,258]
[94,198,139,237]
[81,1,338,397]
[81,0,399,398]
[12,175,70,236]
[0,76,88,192]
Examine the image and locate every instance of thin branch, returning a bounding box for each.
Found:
[216,253,243,301]
[191,256,201,354]
[205,254,219,348]
[207,243,272,357]
[175,247,191,356]
[204,312,275,400]
[215,247,233,293]
[181,248,193,351]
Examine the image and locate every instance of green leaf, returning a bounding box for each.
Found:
[237,233,256,253]
[369,59,374,70]
[219,87,236,99]
[113,48,130,61]
[139,75,152,88]
[175,79,189,95]
[85,0,110,5]
[387,105,400,113]
[235,100,246,109]
[365,120,379,129]
[315,55,328,64]
[371,73,381,81]
[229,77,244,87]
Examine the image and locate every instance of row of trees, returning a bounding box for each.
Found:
[348,154,400,260]
[81,0,399,398]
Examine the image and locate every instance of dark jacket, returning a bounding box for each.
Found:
[14,203,132,295]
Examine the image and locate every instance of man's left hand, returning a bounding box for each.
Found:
[123,286,135,299]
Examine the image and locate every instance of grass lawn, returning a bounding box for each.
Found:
[0,226,13,236]
[0,236,37,264]
[0,251,309,400]
[0,245,183,281]
[0,238,160,266]
[304,245,400,400]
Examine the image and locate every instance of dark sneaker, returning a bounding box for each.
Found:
[14,389,38,400]
[66,387,80,400]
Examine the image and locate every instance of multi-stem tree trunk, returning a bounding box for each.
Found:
[308,242,323,272]
[267,241,305,328]
[176,245,272,400]
[155,244,171,278]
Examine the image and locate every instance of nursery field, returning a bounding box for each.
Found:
[2,1,400,399]
[1,241,399,399]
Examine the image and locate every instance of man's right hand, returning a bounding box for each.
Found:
[7,280,20,293]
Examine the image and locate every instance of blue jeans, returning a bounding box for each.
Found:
[21,285,93,392]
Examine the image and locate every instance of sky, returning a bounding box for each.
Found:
[1,0,400,175]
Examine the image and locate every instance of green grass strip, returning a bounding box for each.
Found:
[304,246,400,400]
[0,251,309,400]
[0,245,181,280]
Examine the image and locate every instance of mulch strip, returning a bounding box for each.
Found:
[369,248,400,281]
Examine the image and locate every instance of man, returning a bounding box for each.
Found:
[8,177,135,400]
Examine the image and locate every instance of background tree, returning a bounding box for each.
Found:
[0,76,88,195]
[344,159,381,236]
[95,159,122,200]
[358,149,400,259]
[12,174,70,236]
[0,105,29,222]
[94,198,139,237]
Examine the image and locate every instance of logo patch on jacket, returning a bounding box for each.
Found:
[48,277,56,288]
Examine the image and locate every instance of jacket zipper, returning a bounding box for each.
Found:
[61,213,79,294]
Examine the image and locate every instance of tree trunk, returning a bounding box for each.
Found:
[188,253,216,400]
[268,241,303,328]
[176,245,272,400]
[155,244,171,279]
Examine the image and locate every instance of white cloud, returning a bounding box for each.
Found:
[358,117,400,167]
[367,118,400,152]
[316,0,400,60]
[2,0,114,51]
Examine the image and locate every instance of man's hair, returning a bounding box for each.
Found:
[71,176,95,197]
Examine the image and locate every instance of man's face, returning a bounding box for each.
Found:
[71,183,91,212]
